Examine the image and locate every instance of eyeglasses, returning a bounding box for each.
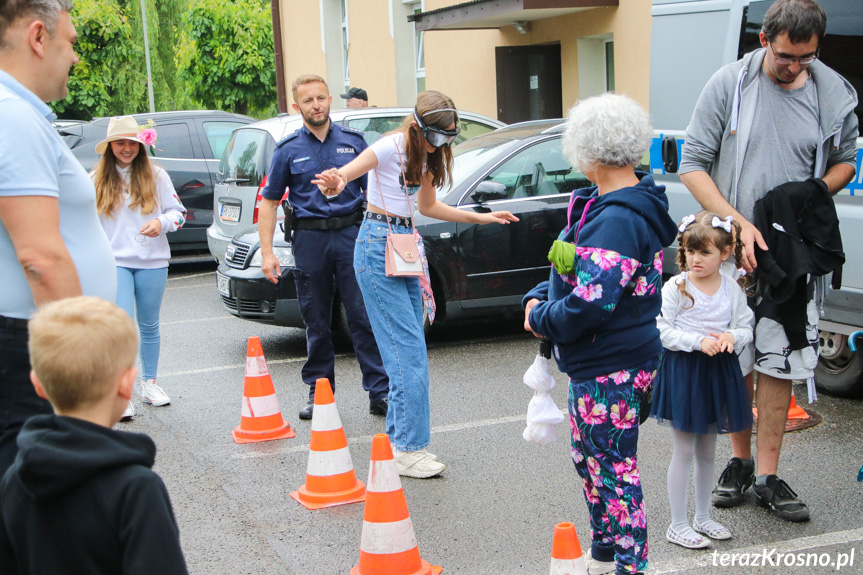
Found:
[414,107,461,148]
[768,43,819,66]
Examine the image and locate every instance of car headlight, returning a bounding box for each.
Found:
[249,247,295,268]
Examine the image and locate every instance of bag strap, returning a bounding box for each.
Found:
[572,197,595,245]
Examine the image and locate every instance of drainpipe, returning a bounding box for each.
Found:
[271,0,288,113]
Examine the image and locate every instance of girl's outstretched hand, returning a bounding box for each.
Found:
[481,211,519,225]
[312,168,346,197]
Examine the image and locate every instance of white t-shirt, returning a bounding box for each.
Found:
[367,132,419,218]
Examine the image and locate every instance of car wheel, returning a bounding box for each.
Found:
[814,330,863,398]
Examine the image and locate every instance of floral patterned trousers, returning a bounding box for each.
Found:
[568,355,660,575]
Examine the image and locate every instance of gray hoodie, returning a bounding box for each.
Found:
[680,47,858,222]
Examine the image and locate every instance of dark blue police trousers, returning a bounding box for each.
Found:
[291,225,389,401]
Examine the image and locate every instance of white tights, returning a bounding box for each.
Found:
[668,428,718,532]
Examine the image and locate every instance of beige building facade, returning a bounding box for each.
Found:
[276,0,650,121]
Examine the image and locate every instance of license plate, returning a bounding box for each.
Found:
[220,203,240,222]
[217,272,230,297]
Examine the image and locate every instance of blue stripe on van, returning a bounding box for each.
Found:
[649,136,863,196]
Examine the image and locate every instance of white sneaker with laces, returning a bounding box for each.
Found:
[584,548,615,575]
[141,379,171,406]
[121,401,136,420]
[393,449,445,478]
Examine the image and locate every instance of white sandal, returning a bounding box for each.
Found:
[666,525,711,549]
[693,518,732,540]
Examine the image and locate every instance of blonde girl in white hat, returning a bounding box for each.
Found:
[92,116,186,419]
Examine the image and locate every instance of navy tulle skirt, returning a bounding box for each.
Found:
[650,349,752,434]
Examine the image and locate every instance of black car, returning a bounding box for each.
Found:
[216,120,607,331]
[59,110,255,252]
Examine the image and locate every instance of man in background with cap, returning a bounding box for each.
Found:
[341,86,369,108]
[0,0,116,474]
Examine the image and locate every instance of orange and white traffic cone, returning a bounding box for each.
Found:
[351,433,442,575]
[232,337,295,444]
[786,395,810,420]
[549,522,587,575]
[289,378,366,509]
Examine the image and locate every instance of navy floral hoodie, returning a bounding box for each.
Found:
[523,173,678,380]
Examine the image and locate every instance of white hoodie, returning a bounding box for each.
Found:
[95,165,186,269]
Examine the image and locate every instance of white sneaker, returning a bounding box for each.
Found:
[584,549,615,575]
[141,379,170,406]
[121,401,136,420]
[394,449,445,479]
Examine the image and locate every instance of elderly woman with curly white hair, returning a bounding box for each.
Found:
[523,93,678,575]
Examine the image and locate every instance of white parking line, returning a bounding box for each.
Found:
[165,282,212,291]
[160,356,307,378]
[167,271,214,282]
[230,414,528,460]
[649,528,863,574]
[162,316,231,326]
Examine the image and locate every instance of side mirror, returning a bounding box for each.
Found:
[662,135,678,173]
[471,180,508,204]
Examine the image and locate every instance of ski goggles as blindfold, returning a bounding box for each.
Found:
[414,107,461,148]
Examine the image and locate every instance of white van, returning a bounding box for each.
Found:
[648,0,863,397]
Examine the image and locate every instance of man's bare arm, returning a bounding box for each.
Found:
[679,170,767,273]
[0,195,81,305]
[258,197,281,284]
[821,163,856,195]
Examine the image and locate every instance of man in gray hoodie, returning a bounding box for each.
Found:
[679,0,857,523]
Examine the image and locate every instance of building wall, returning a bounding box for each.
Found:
[277,0,650,116]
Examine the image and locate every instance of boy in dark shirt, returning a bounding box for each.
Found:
[0,296,188,575]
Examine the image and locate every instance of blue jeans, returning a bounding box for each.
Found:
[354,219,430,451]
[116,266,168,380]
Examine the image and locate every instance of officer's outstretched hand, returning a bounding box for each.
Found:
[262,252,281,284]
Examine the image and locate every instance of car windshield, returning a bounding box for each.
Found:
[437,137,522,199]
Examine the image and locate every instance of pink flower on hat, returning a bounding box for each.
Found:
[138,128,157,147]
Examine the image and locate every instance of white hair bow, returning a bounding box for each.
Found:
[712,215,733,233]
[678,214,696,233]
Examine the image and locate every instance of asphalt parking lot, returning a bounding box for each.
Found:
[129,261,863,574]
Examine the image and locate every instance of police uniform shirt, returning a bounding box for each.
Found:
[262,121,368,219]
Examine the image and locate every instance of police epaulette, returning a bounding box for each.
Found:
[340,125,365,137]
[275,129,301,147]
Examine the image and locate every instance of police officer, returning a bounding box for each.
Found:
[258,74,388,420]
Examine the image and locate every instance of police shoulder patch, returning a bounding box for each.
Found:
[340,125,365,137]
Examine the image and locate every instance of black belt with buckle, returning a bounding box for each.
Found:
[0,314,29,331]
[365,211,412,228]
[294,210,364,231]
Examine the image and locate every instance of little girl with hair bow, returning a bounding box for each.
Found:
[650,210,754,549]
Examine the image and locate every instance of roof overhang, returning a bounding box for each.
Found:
[408,0,618,32]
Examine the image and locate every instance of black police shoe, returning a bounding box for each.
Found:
[299,399,314,420]
[753,475,811,522]
[369,398,388,416]
[712,457,754,508]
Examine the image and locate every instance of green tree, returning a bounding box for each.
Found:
[177,0,276,117]
[53,0,146,118]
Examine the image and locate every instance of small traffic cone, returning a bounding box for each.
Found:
[786,395,809,420]
[351,434,442,575]
[232,337,295,444]
[289,378,366,509]
[549,522,587,575]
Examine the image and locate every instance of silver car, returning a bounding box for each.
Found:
[206,107,505,262]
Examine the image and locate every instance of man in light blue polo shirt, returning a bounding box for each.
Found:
[0,0,116,474]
